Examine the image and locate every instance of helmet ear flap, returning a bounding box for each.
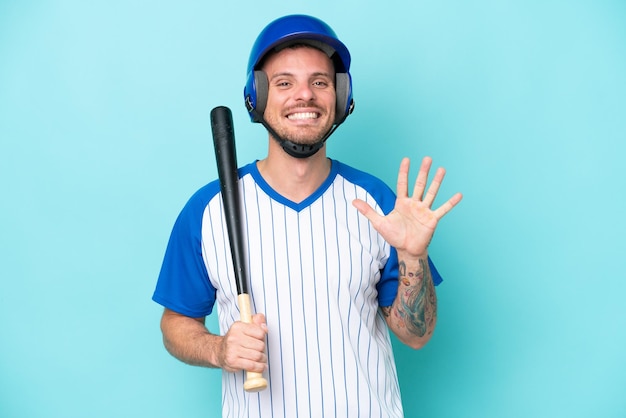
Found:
[252,71,268,122]
[245,71,269,122]
[335,72,354,124]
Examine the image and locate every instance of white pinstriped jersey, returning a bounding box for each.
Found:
[154,159,442,418]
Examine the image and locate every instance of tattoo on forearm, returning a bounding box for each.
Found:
[394,258,437,338]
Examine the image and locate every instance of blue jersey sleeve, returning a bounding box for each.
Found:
[152,183,220,318]
[377,252,443,307]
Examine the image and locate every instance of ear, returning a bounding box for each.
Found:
[335,72,354,124]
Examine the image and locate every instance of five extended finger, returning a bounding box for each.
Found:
[433,192,463,219]
[352,198,384,229]
[396,157,411,199]
[412,156,432,200]
[423,167,445,207]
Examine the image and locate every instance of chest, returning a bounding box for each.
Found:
[202,178,390,327]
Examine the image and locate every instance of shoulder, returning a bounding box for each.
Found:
[333,160,396,214]
[180,180,221,219]
[179,161,257,220]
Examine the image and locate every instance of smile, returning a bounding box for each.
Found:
[287,112,319,120]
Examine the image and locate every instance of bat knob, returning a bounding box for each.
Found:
[244,372,268,392]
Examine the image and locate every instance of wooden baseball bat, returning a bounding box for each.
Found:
[210,105,268,393]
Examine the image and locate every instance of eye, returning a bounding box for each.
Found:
[312,80,329,88]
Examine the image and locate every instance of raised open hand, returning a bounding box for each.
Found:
[352,157,462,258]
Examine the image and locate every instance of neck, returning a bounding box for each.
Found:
[257,138,331,203]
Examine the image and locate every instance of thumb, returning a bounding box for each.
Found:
[252,313,268,333]
[352,199,383,225]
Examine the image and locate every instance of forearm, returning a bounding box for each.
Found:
[160,308,222,368]
[382,253,437,349]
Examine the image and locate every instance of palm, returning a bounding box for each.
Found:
[353,157,462,257]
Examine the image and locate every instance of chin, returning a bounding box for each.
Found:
[286,127,332,144]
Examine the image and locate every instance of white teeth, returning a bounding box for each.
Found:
[287,112,318,120]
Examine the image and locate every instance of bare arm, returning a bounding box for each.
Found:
[159,308,268,373]
[381,256,437,349]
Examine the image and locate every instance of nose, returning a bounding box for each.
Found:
[294,82,315,102]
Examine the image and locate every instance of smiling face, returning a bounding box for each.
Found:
[260,45,337,146]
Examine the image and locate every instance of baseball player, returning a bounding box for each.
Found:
[153,14,462,417]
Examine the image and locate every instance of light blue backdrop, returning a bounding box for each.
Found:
[1,1,624,417]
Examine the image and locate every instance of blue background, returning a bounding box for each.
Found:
[1,1,625,417]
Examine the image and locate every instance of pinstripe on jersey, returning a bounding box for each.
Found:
[154,159,442,418]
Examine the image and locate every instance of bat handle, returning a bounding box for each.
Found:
[237,294,268,392]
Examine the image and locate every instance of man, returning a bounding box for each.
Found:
[153,14,462,417]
